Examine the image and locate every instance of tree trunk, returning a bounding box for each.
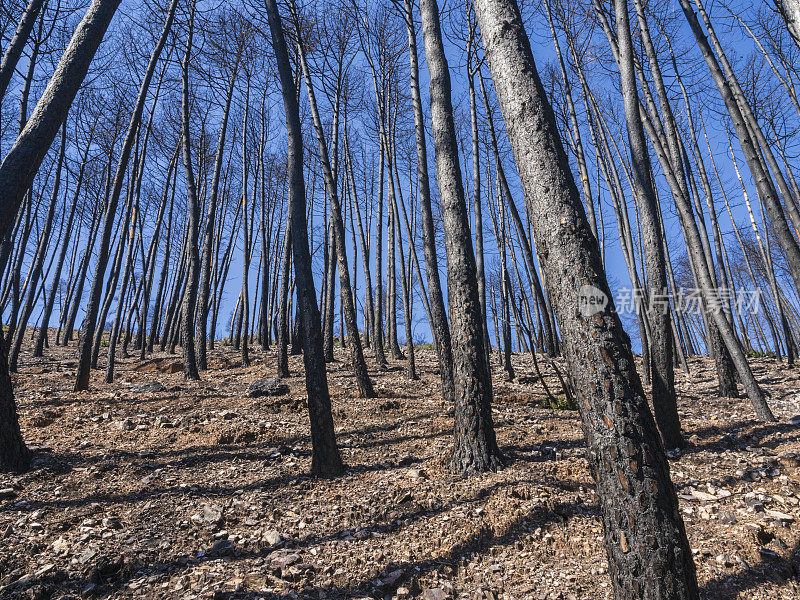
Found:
[0,0,45,102]
[72,0,172,390]
[265,0,342,477]
[420,0,503,474]
[290,7,374,398]
[0,0,122,470]
[179,0,200,380]
[402,0,454,402]
[614,0,681,449]
[473,0,700,597]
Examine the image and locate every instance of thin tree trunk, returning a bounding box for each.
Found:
[265,0,342,476]
[420,0,502,474]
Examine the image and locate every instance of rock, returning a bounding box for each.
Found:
[715,554,734,567]
[269,552,300,571]
[408,468,427,480]
[192,504,223,528]
[765,509,795,524]
[76,548,97,565]
[376,569,404,588]
[209,539,233,556]
[790,415,800,426]
[690,489,717,502]
[154,416,174,428]
[102,517,122,529]
[34,564,55,578]
[0,487,16,499]
[88,555,124,583]
[422,588,449,600]
[52,537,69,554]
[81,583,97,595]
[247,377,289,398]
[132,381,166,393]
[118,419,134,431]
[263,530,282,545]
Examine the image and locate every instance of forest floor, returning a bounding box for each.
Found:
[0,335,799,600]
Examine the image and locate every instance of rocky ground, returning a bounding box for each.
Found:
[0,336,799,600]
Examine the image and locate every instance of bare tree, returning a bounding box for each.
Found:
[472,0,699,596]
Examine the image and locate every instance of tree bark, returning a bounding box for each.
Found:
[401,0,454,402]
[179,0,201,380]
[420,0,502,474]
[613,0,681,449]
[473,0,699,597]
[265,0,342,477]
[0,0,45,102]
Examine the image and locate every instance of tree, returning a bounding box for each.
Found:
[264,0,343,476]
[419,0,502,473]
[0,0,45,102]
[179,0,201,381]
[0,0,123,471]
[612,0,681,449]
[74,0,177,391]
[289,0,375,398]
[472,0,699,596]
[777,0,800,49]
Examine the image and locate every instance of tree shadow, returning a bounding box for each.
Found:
[4,489,595,599]
[699,536,800,599]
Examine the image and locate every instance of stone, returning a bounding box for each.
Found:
[247,377,289,398]
[765,509,795,524]
[422,588,449,600]
[102,517,122,529]
[408,468,427,480]
[377,569,404,588]
[263,530,282,545]
[209,539,233,556]
[34,564,54,577]
[88,555,124,583]
[269,552,300,571]
[690,489,717,502]
[192,504,223,528]
[132,381,166,394]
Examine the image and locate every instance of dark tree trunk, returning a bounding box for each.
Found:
[473,0,699,598]
[265,0,342,477]
[0,0,45,102]
[290,11,375,397]
[9,122,66,371]
[277,228,292,378]
[420,0,503,474]
[197,53,240,371]
[72,0,171,390]
[0,0,121,470]
[179,0,200,380]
